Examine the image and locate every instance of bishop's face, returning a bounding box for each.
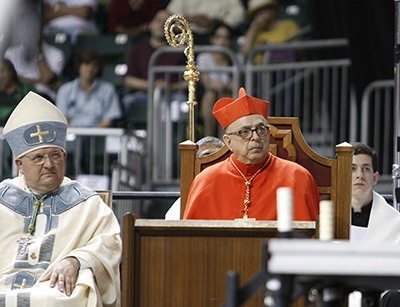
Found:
[16,147,66,194]
[223,114,270,165]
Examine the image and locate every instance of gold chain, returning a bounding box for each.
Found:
[230,154,272,218]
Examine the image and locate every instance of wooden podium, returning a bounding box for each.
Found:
[121,215,315,307]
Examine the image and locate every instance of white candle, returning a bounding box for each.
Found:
[319,200,334,241]
[277,187,293,233]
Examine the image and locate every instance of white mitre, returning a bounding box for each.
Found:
[3,91,68,158]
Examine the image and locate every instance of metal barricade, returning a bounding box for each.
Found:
[0,126,145,192]
[111,190,180,221]
[66,128,125,174]
[65,127,128,182]
[361,79,395,178]
[245,39,354,157]
[147,45,241,186]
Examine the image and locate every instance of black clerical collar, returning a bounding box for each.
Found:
[351,200,373,228]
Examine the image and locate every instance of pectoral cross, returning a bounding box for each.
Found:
[39,201,50,213]
[17,237,32,256]
[13,278,27,289]
[30,125,49,143]
[235,200,256,221]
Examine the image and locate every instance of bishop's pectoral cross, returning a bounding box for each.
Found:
[17,237,32,256]
[13,278,27,289]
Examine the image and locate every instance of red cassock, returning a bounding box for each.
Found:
[184,154,320,220]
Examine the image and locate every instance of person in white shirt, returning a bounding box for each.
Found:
[42,0,99,42]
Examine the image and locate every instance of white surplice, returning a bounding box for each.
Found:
[351,191,400,244]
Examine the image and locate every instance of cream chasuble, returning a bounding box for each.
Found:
[0,176,121,306]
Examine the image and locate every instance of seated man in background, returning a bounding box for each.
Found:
[165,0,245,44]
[184,87,320,220]
[0,91,121,306]
[122,9,186,121]
[42,0,99,42]
[239,0,300,64]
[107,0,162,38]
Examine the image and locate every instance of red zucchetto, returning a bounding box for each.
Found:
[212,87,269,129]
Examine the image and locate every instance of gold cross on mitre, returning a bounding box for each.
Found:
[30,124,49,143]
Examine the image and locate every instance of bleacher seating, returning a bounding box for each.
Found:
[73,33,133,63]
[102,62,128,95]
[43,32,73,63]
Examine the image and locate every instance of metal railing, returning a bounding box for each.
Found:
[245,38,354,157]
[65,127,128,178]
[360,79,395,177]
[4,40,393,204]
[0,127,135,186]
[147,45,241,186]
[145,40,356,185]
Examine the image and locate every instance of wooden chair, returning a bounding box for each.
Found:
[179,117,354,240]
[120,117,353,306]
[96,190,113,207]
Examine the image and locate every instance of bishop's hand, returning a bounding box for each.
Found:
[40,256,80,296]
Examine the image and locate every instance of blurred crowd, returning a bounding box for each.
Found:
[0,0,304,136]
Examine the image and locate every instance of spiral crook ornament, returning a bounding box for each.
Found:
[164,14,200,141]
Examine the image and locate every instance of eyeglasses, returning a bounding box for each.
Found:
[226,124,268,140]
[23,150,65,165]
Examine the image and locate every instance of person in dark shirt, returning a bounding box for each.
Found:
[0,59,36,127]
[107,0,162,37]
[122,9,186,122]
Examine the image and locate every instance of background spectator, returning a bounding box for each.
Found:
[0,59,36,178]
[0,0,42,58]
[122,10,186,119]
[107,0,162,38]
[42,0,99,42]
[0,59,36,127]
[166,0,246,44]
[56,49,121,127]
[197,22,235,137]
[3,1,65,102]
[239,0,300,64]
